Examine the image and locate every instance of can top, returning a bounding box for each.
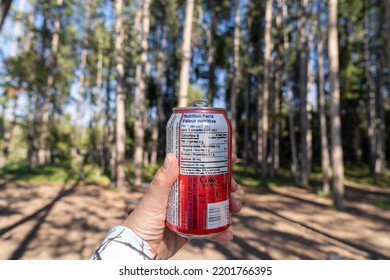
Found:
[173,99,226,111]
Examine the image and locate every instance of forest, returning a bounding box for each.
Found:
[0,0,389,260]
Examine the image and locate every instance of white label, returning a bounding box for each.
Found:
[207,200,229,229]
[179,113,228,176]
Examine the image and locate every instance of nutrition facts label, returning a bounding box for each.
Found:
[166,110,231,232]
[179,113,229,175]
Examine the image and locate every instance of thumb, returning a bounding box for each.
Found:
[123,153,179,246]
[130,153,179,218]
[147,153,179,198]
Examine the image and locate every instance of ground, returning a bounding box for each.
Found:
[0,179,389,260]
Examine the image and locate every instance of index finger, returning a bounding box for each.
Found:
[232,153,237,164]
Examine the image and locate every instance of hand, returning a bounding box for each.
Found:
[122,153,242,260]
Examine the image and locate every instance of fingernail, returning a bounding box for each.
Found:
[163,154,170,171]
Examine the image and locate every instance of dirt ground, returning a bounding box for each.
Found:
[1,179,389,260]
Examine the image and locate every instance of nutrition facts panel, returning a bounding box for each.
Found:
[179,113,229,175]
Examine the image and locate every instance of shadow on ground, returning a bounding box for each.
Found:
[1,179,389,260]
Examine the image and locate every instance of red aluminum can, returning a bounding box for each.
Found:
[166,99,232,238]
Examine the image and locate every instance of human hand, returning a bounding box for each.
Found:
[122,153,242,260]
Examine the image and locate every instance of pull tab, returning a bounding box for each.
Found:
[193,99,208,107]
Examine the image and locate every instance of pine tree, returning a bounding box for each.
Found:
[328,0,345,210]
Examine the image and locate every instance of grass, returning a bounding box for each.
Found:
[2,158,389,196]
[376,198,390,210]
[233,163,301,189]
[233,163,262,188]
[344,164,390,188]
[0,159,110,186]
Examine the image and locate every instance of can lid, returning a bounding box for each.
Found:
[173,99,226,111]
[192,99,208,107]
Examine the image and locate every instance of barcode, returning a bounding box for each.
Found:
[207,200,229,229]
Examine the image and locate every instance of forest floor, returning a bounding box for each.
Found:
[0,177,390,260]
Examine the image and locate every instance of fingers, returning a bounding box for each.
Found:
[231,153,237,164]
[230,153,241,214]
[123,153,179,246]
[148,153,179,197]
[231,178,238,192]
[208,230,233,243]
[230,197,242,214]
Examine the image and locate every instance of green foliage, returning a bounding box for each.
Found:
[344,164,390,188]
[376,198,390,211]
[0,160,77,183]
[188,84,205,104]
[4,51,47,89]
[233,163,262,188]
[48,114,73,158]
[0,159,110,185]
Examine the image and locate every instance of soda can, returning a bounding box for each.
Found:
[166,99,232,238]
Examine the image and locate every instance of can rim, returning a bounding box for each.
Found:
[173,106,226,111]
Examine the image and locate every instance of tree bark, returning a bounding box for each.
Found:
[298,0,309,187]
[306,28,313,174]
[151,24,167,165]
[178,0,194,107]
[231,0,240,156]
[328,0,345,210]
[364,8,377,176]
[375,55,386,177]
[0,0,12,31]
[207,2,217,107]
[271,0,283,178]
[261,0,273,185]
[283,2,299,184]
[244,73,251,173]
[114,0,126,192]
[72,0,90,162]
[102,34,114,174]
[0,95,17,168]
[316,3,331,194]
[10,0,25,56]
[39,0,63,166]
[134,0,151,188]
[96,37,105,169]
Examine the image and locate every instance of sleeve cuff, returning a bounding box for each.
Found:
[90,225,156,260]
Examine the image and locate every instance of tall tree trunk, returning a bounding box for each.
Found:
[328,0,345,210]
[151,24,167,165]
[364,9,377,176]
[261,0,273,185]
[231,0,240,156]
[316,3,331,194]
[178,0,194,107]
[28,91,40,170]
[283,2,299,184]
[0,0,24,168]
[0,0,12,31]
[375,55,386,177]
[114,0,126,192]
[96,37,105,169]
[207,2,217,107]
[10,0,25,56]
[271,0,283,178]
[39,0,63,166]
[387,1,390,110]
[244,73,251,173]
[0,95,17,168]
[306,28,313,174]
[298,0,309,187]
[374,5,386,177]
[103,36,114,174]
[134,0,151,187]
[72,0,90,163]
[28,4,44,171]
